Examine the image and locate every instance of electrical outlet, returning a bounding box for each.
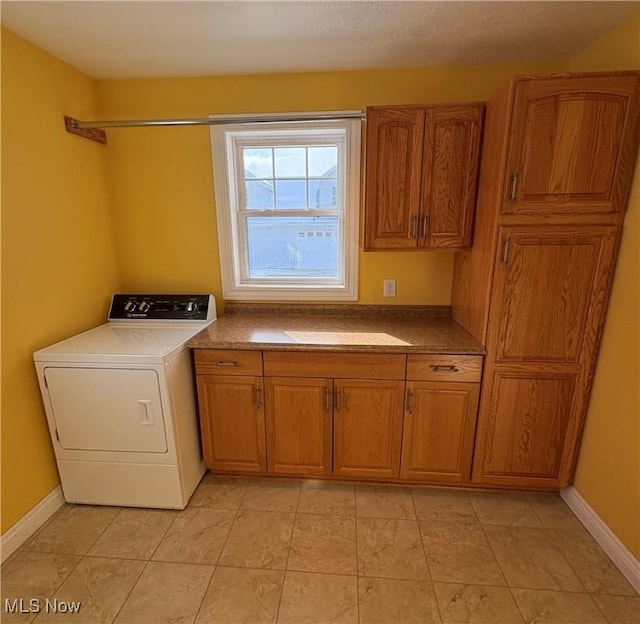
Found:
[383,279,396,297]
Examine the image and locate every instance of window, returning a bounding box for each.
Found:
[210,115,361,300]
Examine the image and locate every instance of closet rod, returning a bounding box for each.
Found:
[64,111,366,144]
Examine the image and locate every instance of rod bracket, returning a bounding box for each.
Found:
[64,116,107,145]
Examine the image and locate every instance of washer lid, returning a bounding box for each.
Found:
[33,322,213,364]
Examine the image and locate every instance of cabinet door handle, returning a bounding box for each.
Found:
[407,389,414,415]
[421,214,429,238]
[254,386,262,409]
[324,388,331,412]
[411,215,418,239]
[429,364,460,373]
[509,172,518,201]
[334,388,342,411]
[502,238,511,264]
[216,361,238,367]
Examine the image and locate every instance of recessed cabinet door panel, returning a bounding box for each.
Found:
[400,382,479,484]
[364,107,425,249]
[504,75,640,214]
[473,371,577,485]
[333,379,404,479]
[491,226,617,364]
[45,367,167,453]
[420,105,483,248]
[265,377,332,476]
[197,375,266,472]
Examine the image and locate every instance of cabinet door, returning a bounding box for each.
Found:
[333,379,404,479]
[196,375,266,473]
[364,107,425,250]
[490,226,617,364]
[472,370,578,488]
[265,377,332,476]
[400,382,479,484]
[419,105,483,249]
[504,74,640,215]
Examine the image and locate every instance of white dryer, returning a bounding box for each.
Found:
[33,294,216,509]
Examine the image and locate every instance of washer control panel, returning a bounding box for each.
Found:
[108,294,216,321]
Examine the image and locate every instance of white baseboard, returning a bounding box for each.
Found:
[561,486,640,594]
[0,486,65,564]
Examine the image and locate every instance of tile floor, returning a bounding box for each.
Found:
[2,475,639,624]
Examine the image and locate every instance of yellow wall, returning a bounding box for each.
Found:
[0,29,121,533]
[569,10,640,558]
[96,61,562,309]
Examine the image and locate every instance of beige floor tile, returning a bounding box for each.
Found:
[241,479,301,513]
[433,582,523,624]
[152,508,235,565]
[357,517,429,580]
[114,561,213,624]
[288,514,356,574]
[411,489,478,524]
[591,594,640,624]
[34,556,144,623]
[196,566,284,624]
[218,510,294,569]
[356,485,416,519]
[88,509,175,560]
[419,521,505,585]
[298,481,355,516]
[278,571,358,624]
[469,491,542,527]
[25,506,119,556]
[512,588,607,624]
[189,476,248,510]
[484,525,584,591]
[1,552,80,624]
[358,577,441,624]
[526,494,584,530]
[548,528,637,596]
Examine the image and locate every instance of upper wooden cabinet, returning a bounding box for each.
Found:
[364,104,484,250]
[503,74,640,216]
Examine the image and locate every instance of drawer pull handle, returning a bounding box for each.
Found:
[216,361,239,367]
[430,365,460,373]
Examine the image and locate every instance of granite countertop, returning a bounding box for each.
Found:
[187,304,485,355]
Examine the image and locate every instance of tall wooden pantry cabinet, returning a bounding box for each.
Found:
[452,72,640,489]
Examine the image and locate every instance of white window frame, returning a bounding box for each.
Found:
[210,113,361,301]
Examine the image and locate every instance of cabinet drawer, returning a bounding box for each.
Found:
[263,351,406,380]
[407,354,483,382]
[194,349,263,376]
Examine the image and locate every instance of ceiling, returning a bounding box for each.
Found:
[1,1,638,79]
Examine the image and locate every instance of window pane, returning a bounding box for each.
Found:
[243,148,272,179]
[308,146,338,177]
[246,216,339,278]
[275,179,307,210]
[245,180,274,210]
[309,179,338,209]
[274,147,306,177]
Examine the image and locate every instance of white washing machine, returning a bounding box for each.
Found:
[33,294,216,509]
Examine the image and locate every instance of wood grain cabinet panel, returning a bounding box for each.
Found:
[472,371,578,487]
[196,375,266,473]
[264,377,332,476]
[491,225,618,364]
[364,104,483,250]
[333,379,405,479]
[504,75,640,215]
[400,381,479,484]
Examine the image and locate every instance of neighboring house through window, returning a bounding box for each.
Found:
[210,115,361,300]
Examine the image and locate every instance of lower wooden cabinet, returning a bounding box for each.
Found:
[333,379,405,479]
[400,381,479,483]
[264,377,332,476]
[196,375,266,472]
